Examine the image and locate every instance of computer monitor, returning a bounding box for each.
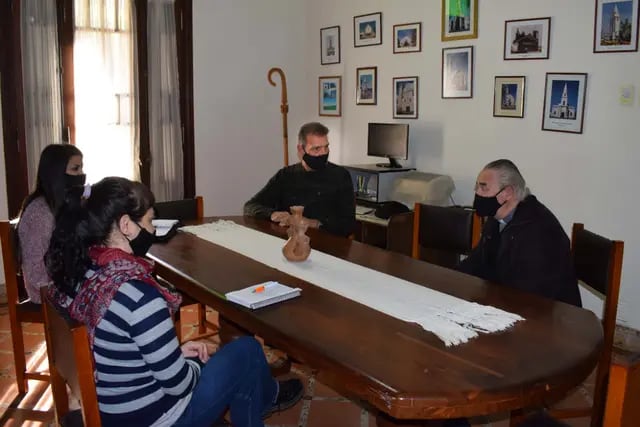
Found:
[367,123,409,168]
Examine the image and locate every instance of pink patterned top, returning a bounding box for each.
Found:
[18,196,55,303]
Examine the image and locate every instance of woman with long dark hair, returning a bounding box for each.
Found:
[45,177,302,427]
[18,143,85,303]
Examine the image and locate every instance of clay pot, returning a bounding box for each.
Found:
[282,206,311,262]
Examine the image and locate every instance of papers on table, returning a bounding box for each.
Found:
[225,281,301,310]
[152,219,180,239]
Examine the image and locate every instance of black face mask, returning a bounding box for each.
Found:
[473,188,505,218]
[303,152,329,171]
[127,223,156,257]
[64,173,86,188]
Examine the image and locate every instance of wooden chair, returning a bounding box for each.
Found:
[547,223,624,427]
[0,220,49,393]
[42,290,101,427]
[153,196,216,342]
[411,204,481,269]
[385,211,414,256]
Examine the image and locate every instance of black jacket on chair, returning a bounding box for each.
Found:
[459,195,582,307]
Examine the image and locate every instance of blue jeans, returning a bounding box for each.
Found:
[173,336,278,427]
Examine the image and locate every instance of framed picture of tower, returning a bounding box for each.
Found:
[493,76,526,118]
[356,67,377,105]
[320,26,341,65]
[393,76,418,119]
[593,0,639,52]
[542,73,588,134]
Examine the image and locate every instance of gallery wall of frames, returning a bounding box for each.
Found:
[317,0,638,135]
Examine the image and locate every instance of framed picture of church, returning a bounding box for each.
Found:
[356,67,377,105]
[542,73,588,134]
[354,12,382,47]
[393,22,422,53]
[393,76,418,119]
[593,0,639,53]
[320,26,340,65]
[503,17,551,60]
[441,46,473,98]
[493,76,526,118]
[441,0,478,41]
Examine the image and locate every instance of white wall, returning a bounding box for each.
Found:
[193,0,310,216]
[303,0,640,329]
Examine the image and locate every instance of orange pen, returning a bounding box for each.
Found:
[252,285,265,293]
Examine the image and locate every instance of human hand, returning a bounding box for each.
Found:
[271,211,291,226]
[181,341,210,363]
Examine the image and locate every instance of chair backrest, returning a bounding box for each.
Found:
[411,203,481,268]
[571,223,624,427]
[42,291,101,427]
[386,211,414,256]
[0,219,28,306]
[154,196,203,221]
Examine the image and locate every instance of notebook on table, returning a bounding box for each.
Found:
[152,219,180,242]
[225,281,302,309]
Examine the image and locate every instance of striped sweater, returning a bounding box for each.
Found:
[93,279,200,426]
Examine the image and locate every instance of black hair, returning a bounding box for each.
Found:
[20,144,83,216]
[45,177,155,296]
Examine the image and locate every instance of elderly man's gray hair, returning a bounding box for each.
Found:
[483,159,530,201]
[298,122,329,147]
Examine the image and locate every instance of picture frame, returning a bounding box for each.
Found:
[393,76,418,119]
[319,76,342,117]
[542,73,588,134]
[593,0,639,53]
[320,26,341,65]
[354,12,382,47]
[441,46,473,99]
[441,0,478,41]
[393,22,422,53]
[493,76,526,118]
[504,17,551,60]
[356,67,377,105]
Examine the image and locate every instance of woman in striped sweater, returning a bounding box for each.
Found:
[45,177,303,427]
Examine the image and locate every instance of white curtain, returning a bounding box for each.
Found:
[73,0,138,184]
[147,0,183,202]
[21,0,63,189]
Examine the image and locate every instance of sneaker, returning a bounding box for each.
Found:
[263,378,304,418]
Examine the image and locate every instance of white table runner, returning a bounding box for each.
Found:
[181,221,524,346]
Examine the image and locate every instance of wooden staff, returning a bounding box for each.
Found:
[267,67,289,166]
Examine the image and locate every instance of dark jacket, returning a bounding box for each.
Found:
[459,195,582,307]
[244,162,356,237]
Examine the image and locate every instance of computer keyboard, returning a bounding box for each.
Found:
[355,205,374,215]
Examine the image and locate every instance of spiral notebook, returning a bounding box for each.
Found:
[225,281,302,309]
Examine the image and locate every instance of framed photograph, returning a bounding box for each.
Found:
[593,0,639,52]
[320,26,341,65]
[442,0,478,41]
[393,76,418,119]
[354,12,382,47]
[319,76,342,117]
[504,17,551,60]
[356,67,377,105]
[441,46,473,99]
[493,76,526,118]
[393,22,422,53]
[542,73,588,134]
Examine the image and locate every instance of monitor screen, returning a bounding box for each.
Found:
[367,123,409,167]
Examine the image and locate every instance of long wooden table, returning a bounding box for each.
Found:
[148,216,602,423]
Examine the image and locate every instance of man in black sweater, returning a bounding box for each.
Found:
[459,159,582,307]
[244,122,355,237]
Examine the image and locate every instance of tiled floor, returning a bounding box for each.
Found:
[0,306,594,427]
